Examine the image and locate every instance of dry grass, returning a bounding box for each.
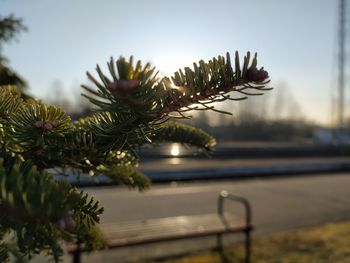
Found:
[156,221,350,263]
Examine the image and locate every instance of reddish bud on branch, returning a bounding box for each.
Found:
[35,120,60,130]
[246,66,269,83]
[107,80,139,95]
[35,121,44,128]
[44,122,53,130]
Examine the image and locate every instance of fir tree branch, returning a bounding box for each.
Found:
[7,100,73,169]
[0,157,104,262]
[82,52,270,122]
[96,165,150,191]
[0,242,9,263]
[151,121,216,152]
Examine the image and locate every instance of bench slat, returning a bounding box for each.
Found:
[101,213,247,248]
[68,213,250,252]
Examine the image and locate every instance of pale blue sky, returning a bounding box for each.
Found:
[1,0,346,124]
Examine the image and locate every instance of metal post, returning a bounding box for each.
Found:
[217,192,225,250]
[245,229,251,263]
[216,233,223,251]
[218,190,252,263]
[72,244,81,263]
[338,0,346,129]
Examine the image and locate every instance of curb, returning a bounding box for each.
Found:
[58,161,350,187]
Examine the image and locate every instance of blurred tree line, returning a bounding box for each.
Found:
[184,84,317,143]
[0,14,27,92]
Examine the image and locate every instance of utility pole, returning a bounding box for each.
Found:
[338,0,346,128]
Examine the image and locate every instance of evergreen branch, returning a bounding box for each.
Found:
[0,242,9,263]
[151,121,216,152]
[48,125,142,189]
[0,158,104,261]
[97,165,151,191]
[79,52,270,154]
[7,101,73,168]
[0,63,27,92]
[75,112,154,152]
[81,56,161,118]
[72,191,104,227]
[0,86,22,120]
[0,86,23,154]
[73,223,106,251]
[0,14,27,45]
[160,52,270,117]
[82,51,271,123]
[0,14,28,92]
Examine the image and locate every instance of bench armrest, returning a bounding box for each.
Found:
[218,190,252,227]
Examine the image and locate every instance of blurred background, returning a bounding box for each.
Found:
[2,0,348,147]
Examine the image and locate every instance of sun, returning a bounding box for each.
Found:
[170,143,180,156]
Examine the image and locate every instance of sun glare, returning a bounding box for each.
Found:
[154,52,197,77]
[170,143,180,156]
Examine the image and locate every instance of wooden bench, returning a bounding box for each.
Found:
[69,190,253,263]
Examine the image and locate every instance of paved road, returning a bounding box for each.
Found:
[86,172,350,233]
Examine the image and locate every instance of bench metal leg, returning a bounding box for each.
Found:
[72,250,81,263]
[218,191,252,263]
[72,245,81,263]
[216,233,223,251]
[245,229,251,263]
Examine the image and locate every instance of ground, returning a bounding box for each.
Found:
[161,220,350,263]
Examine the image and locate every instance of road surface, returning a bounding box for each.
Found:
[86,172,350,231]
